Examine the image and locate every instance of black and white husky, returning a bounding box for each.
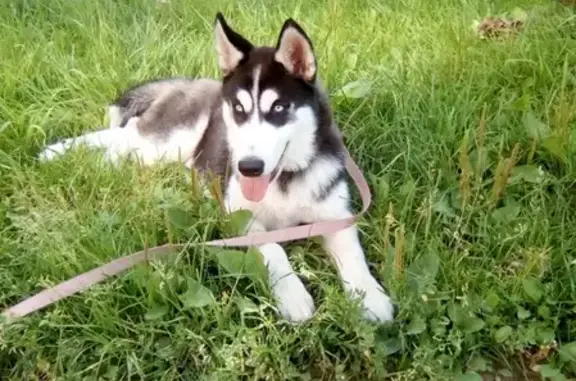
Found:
[39,13,394,323]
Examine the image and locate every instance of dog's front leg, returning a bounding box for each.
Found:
[246,219,315,322]
[322,221,394,322]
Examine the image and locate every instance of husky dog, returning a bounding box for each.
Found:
[39,13,394,323]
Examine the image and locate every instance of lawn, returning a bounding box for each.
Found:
[1,0,576,379]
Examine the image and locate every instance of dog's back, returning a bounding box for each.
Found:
[109,78,222,133]
[40,78,227,167]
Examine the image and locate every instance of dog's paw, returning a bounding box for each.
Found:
[272,275,315,323]
[347,279,394,322]
[38,140,72,162]
[359,286,394,322]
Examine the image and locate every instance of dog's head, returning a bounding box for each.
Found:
[214,13,319,202]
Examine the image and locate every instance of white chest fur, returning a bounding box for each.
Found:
[222,154,394,323]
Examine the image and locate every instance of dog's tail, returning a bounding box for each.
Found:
[107,78,222,130]
[107,78,191,129]
[108,87,156,129]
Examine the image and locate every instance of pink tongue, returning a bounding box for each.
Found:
[239,174,271,202]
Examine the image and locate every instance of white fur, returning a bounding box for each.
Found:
[108,105,122,129]
[280,109,317,172]
[259,89,279,113]
[39,113,210,166]
[244,219,315,322]
[225,156,394,322]
[236,89,253,113]
[323,225,394,321]
[251,66,261,103]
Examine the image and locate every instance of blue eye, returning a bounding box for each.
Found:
[271,101,289,113]
[234,103,244,113]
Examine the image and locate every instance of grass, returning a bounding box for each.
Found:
[1,0,576,379]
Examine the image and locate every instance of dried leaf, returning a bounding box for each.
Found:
[476,16,524,39]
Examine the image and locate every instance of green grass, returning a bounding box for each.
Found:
[1,0,576,379]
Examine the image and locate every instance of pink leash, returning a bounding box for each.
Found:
[2,149,371,319]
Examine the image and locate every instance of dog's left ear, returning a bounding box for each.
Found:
[214,12,253,76]
[274,19,316,82]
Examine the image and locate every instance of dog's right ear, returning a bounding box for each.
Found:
[214,12,253,76]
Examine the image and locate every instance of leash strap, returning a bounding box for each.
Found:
[2,148,371,319]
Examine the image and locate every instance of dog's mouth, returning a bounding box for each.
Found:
[237,143,288,203]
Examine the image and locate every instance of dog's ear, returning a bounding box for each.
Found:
[214,12,253,76]
[274,19,316,82]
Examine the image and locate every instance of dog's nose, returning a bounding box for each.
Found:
[238,157,265,177]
